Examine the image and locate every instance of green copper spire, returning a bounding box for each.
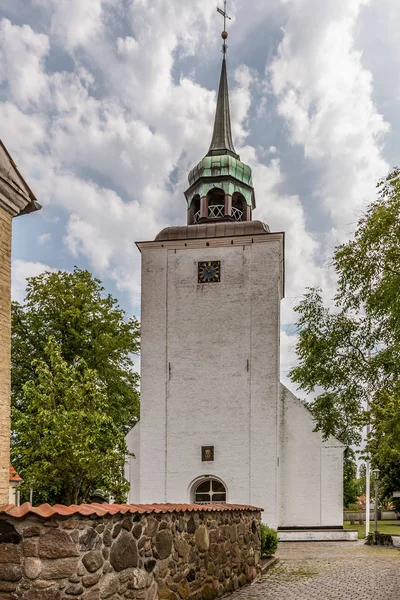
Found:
[184,3,256,224]
[208,56,237,158]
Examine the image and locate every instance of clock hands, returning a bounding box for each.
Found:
[198,261,220,283]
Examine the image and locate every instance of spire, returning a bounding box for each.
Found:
[184,1,256,225]
[208,56,237,157]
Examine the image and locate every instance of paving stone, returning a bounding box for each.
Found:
[229,541,400,600]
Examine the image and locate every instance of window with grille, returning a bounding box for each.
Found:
[194,479,226,504]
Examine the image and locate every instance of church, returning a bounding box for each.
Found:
[126,25,345,538]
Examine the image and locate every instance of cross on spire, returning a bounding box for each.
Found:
[217,1,231,54]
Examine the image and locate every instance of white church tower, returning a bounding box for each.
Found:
[127,19,346,536]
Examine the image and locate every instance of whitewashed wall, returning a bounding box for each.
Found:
[137,233,283,527]
[278,385,344,527]
[129,231,343,529]
[9,482,20,506]
[125,423,140,504]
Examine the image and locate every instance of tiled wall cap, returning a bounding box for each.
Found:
[0,502,262,519]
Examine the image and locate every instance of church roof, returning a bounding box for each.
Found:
[208,57,238,158]
[183,6,256,219]
[155,220,270,241]
[9,464,22,483]
[184,53,256,211]
[0,139,41,217]
[188,154,253,188]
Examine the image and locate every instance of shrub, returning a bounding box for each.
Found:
[260,524,279,557]
[365,532,393,546]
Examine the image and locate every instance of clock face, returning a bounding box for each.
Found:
[198,261,221,283]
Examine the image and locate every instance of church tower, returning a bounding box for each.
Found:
[126,9,344,534]
[130,23,284,528]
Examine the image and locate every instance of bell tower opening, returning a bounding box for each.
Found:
[232,192,246,222]
[207,188,225,220]
[191,194,201,224]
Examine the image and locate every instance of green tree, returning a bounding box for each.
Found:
[367,390,400,509]
[13,338,130,505]
[12,267,140,433]
[343,450,359,508]
[357,463,367,500]
[290,169,400,489]
[11,267,139,504]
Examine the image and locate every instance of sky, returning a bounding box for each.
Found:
[0,0,399,393]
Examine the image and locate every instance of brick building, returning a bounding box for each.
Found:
[0,140,40,506]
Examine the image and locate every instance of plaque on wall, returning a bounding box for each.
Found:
[202,446,214,462]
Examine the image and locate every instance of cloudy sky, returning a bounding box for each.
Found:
[0,0,398,392]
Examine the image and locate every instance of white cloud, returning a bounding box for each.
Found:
[38,233,51,245]
[12,260,57,303]
[48,0,116,52]
[231,65,254,145]
[0,6,297,312]
[2,0,398,394]
[280,329,299,394]
[269,0,390,231]
[0,19,49,109]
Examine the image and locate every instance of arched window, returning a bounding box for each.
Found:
[194,478,227,504]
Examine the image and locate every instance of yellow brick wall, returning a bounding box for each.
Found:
[0,207,12,506]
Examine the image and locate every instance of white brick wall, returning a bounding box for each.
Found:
[136,233,283,527]
[278,385,344,527]
[127,231,344,530]
[125,423,140,504]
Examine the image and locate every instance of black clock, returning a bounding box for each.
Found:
[198,261,221,283]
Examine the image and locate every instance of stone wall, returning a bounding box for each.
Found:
[343,510,397,521]
[0,207,12,507]
[0,503,261,600]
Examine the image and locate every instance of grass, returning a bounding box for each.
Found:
[344,520,400,540]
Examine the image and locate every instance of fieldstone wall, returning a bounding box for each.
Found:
[0,506,261,600]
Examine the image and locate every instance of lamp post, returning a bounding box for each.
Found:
[365,461,370,537]
[372,468,380,541]
[365,349,372,538]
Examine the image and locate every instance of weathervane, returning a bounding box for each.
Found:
[217,1,231,54]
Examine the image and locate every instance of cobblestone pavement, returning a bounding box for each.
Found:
[234,541,400,600]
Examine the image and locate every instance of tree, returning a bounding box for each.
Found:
[357,463,367,501]
[13,338,130,505]
[290,289,367,447]
[343,450,359,509]
[12,267,140,433]
[290,169,400,491]
[11,267,140,504]
[367,390,400,509]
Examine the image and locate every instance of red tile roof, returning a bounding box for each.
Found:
[0,502,261,519]
[9,465,22,483]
